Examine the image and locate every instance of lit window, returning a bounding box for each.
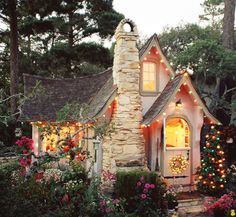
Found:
[166,118,190,148]
[142,62,157,92]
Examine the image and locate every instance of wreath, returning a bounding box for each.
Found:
[169,154,189,175]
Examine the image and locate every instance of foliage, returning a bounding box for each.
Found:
[197,125,227,195]
[199,0,224,28]
[159,24,236,124]
[163,185,179,209]
[115,171,167,216]
[226,164,236,192]
[0,0,123,78]
[204,191,236,217]
[99,195,127,217]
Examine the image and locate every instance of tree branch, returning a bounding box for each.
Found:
[0,14,9,23]
[222,86,236,97]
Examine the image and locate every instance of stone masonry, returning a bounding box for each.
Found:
[102,19,146,172]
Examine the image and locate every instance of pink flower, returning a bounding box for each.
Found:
[144,183,150,189]
[143,188,148,193]
[141,194,147,200]
[19,159,27,167]
[136,181,142,187]
[99,200,106,206]
[140,176,145,182]
[105,208,112,213]
[150,184,155,189]
[113,199,119,204]
[22,149,28,154]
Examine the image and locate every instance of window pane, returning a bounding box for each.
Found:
[142,62,156,92]
[165,118,190,148]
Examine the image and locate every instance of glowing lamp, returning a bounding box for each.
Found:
[220,184,224,188]
[175,99,183,109]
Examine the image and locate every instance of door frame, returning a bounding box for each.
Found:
[161,114,193,184]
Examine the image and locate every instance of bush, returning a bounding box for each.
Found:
[114,170,167,216]
[115,170,158,199]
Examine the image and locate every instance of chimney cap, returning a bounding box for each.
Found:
[115,18,138,39]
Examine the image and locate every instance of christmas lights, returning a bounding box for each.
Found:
[196,126,226,194]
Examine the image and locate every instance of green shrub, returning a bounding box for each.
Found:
[115,170,158,199]
[114,170,167,215]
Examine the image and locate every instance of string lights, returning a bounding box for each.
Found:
[197,125,226,194]
[169,154,189,175]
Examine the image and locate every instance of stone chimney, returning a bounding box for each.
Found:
[102,19,146,172]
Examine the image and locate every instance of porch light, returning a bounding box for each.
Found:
[175,99,183,109]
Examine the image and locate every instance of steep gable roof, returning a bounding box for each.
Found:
[143,73,220,125]
[139,34,175,77]
[19,68,112,122]
[88,76,117,119]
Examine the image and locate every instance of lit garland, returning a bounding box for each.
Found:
[197,125,226,194]
[169,154,189,175]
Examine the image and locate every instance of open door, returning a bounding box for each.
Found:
[162,117,191,185]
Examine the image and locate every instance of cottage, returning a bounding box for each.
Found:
[20,19,219,187]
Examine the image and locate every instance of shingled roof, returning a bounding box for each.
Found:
[143,73,219,125]
[143,74,183,125]
[19,68,113,122]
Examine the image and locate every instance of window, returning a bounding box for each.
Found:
[165,118,190,148]
[142,62,157,93]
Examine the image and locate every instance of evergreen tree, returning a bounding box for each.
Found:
[197,125,227,195]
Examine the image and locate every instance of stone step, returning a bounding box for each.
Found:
[177,197,205,217]
[178,205,204,217]
[178,198,204,208]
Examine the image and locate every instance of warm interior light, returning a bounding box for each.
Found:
[175,99,183,109]
[166,118,190,148]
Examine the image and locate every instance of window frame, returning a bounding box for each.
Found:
[140,60,159,96]
[165,117,191,150]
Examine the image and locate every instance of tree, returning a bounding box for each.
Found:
[0,0,19,116]
[199,0,224,29]
[197,125,227,195]
[222,0,235,49]
[17,0,123,77]
[222,0,236,124]
[159,23,236,124]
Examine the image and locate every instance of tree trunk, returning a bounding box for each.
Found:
[66,12,74,76]
[223,0,236,124]
[209,77,221,114]
[8,0,19,116]
[223,0,235,49]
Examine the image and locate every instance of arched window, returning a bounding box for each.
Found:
[141,62,157,93]
[165,118,190,148]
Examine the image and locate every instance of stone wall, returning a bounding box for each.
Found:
[102,19,146,173]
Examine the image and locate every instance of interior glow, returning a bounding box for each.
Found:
[142,62,157,92]
[166,118,190,148]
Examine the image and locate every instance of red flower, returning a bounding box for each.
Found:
[63,145,70,152]
[22,149,28,154]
